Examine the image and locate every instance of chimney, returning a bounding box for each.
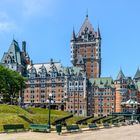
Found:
[22,41,26,53]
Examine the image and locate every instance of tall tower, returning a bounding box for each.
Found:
[70,15,101,79]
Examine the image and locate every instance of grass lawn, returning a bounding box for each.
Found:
[0,104,111,132]
[0,104,87,132]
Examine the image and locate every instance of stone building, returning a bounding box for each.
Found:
[114,69,138,113]
[70,15,101,79]
[24,59,66,110]
[1,39,30,76]
[24,59,87,116]
[1,16,140,117]
[65,67,87,116]
[87,77,115,116]
[133,68,140,111]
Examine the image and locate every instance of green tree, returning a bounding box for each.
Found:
[0,65,26,104]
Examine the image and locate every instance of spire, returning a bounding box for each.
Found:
[71,27,76,41]
[117,69,125,80]
[134,68,140,79]
[97,25,101,39]
[77,15,94,38]
[86,9,88,18]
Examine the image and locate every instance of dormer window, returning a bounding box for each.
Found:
[51,72,57,78]
[30,73,35,78]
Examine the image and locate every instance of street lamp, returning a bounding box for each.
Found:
[112,105,114,124]
[18,96,21,107]
[47,93,53,130]
[112,105,114,115]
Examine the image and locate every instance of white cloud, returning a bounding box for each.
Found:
[0,0,56,33]
[0,22,16,32]
[0,12,17,33]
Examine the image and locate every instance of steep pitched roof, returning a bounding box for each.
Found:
[77,16,94,37]
[27,61,63,74]
[134,68,140,79]
[116,69,125,80]
[1,39,21,64]
[8,39,21,53]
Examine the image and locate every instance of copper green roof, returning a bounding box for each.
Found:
[89,77,114,88]
[1,39,21,64]
[134,68,140,79]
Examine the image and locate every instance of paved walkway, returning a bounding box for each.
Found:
[0,124,140,140]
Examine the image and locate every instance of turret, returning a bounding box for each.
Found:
[116,69,125,80]
[71,28,76,41]
[97,26,101,39]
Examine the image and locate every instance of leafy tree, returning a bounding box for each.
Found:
[0,65,26,104]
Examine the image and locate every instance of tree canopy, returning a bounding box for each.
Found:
[0,65,26,104]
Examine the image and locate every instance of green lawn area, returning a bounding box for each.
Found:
[0,104,112,132]
[0,104,87,132]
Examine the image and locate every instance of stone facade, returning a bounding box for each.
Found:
[87,77,115,116]
[65,68,87,116]
[114,70,139,113]
[24,59,87,116]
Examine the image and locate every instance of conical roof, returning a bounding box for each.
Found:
[134,68,140,79]
[117,69,125,80]
[71,28,76,41]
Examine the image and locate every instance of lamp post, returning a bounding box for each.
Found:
[112,105,114,124]
[63,95,68,111]
[112,105,114,116]
[18,96,21,107]
[131,104,135,122]
[47,93,52,129]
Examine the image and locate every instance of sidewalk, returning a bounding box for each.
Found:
[0,124,140,140]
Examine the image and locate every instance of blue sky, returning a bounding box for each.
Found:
[0,0,140,79]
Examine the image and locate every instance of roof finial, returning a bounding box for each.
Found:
[86,9,88,18]
[13,34,15,40]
